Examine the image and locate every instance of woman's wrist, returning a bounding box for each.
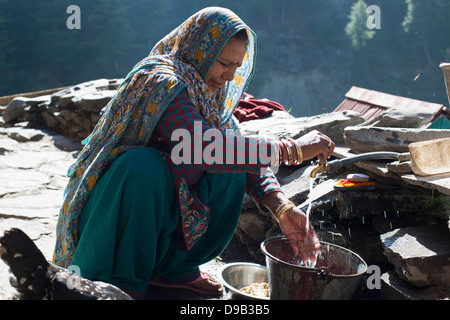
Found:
[262,191,294,222]
[275,139,303,166]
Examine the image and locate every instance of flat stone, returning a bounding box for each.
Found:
[3,98,30,123]
[380,224,450,287]
[78,90,115,113]
[344,126,450,154]
[381,270,450,300]
[240,110,365,145]
[0,190,63,219]
[52,79,122,111]
[50,135,82,151]
[401,173,450,196]
[0,151,47,170]
[358,105,437,128]
[386,161,412,174]
[0,136,19,154]
[0,169,51,197]
[0,127,45,142]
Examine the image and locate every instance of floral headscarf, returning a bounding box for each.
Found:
[53,7,257,267]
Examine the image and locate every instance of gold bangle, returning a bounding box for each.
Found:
[289,139,303,165]
[270,141,280,166]
[278,141,283,166]
[276,141,282,166]
[274,201,295,222]
[281,140,293,165]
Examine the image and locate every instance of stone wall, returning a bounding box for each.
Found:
[1,79,123,141]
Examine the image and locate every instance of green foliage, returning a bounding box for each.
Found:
[0,0,448,114]
[345,0,376,50]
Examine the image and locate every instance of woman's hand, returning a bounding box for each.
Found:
[262,192,320,262]
[278,207,320,262]
[295,130,335,162]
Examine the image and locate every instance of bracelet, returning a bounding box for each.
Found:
[289,139,303,165]
[270,141,279,167]
[276,141,282,166]
[273,201,296,222]
[281,140,294,165]
[278,141,283,166]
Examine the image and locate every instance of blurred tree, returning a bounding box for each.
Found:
[0,0,16,95]
[345,0,376,50]
[0,0,448,109]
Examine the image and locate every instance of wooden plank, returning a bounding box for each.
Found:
[441,63,450,107]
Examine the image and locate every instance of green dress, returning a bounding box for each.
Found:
[71,147,246,298]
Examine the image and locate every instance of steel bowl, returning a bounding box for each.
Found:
[218,262,269,300]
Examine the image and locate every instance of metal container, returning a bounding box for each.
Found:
[261,236,368,300]
[218,262,269,300]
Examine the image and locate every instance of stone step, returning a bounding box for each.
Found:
[381,270,450,300]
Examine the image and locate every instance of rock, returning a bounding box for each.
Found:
[0,135,19,154]
[41,110,59,128]
[380,224,450,287]
[0,168,51,197]
[386,161,412,174]
[0,127,45,143]
[234,209,279,264]
[279,165,313,204]
[0,190,62,219]
[50,134,82,151]
[344,126,450,154]
[297,175,343,214]
[381,270,450,300]
[397,152,411,162]
[409,138,450,177]
[240,110,365,145]
[3,96,51,123]
[371,214,437,234]
[78,91,116,113]
[51,79,121,110]
[335,184,435,219]
[3,98,29,123]
[358,105,437,128]
[400,173,450,198]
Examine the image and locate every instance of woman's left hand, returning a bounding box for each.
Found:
[278,207,320,262]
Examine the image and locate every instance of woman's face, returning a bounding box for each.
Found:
[204,37,248,92]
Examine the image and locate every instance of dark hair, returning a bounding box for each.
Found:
[232,29,249,45]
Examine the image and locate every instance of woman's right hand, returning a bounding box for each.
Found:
[295,130,335,162]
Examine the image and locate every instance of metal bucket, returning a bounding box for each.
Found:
[261,236,368,300]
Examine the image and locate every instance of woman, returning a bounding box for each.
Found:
[53,7,334,299]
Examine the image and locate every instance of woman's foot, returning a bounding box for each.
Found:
[149,272,223,296]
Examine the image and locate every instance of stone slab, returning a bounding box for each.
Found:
[344,126,450,154]
[240,110,365,145]
[380,224,450,287]
[381,270,450,300]
[401,173,450,196]
[0,169,51,197]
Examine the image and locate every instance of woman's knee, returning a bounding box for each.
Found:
[115,148,171,189]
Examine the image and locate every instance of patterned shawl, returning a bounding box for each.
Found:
[53,7,257,267]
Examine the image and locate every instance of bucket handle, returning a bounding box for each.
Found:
[317,267,330,278]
